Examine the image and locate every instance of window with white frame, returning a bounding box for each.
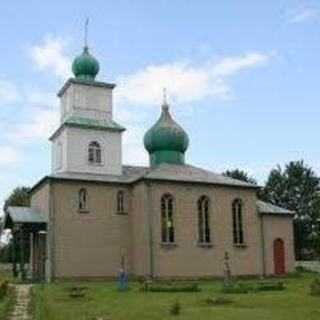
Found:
[78,188,88,212]
[198,196,210,244]
[117,190,125,213]
[232,199,244,245]
[88,141,102,164]
[161,194,175,243]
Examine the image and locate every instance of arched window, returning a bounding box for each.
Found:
[78,188,88,211]
[117,190,125,213]
[232,199,244,245]
[198,196,210,243]
[88,141,102,164]
[161,194,174,243]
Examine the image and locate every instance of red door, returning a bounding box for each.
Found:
[273,238,285,275]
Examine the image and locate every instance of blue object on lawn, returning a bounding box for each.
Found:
[117,268,128,291]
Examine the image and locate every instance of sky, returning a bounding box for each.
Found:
[0,0,320,216]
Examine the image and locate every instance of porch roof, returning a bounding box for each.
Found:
[257,200,295,216]
[3,206,47,229]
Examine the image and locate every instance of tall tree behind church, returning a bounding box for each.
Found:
[3,186,30,212]
[261,161,320,259]
[222,169,257,185]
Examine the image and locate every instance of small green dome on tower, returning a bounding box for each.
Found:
[144,98,189,167]
[72,46,100,81]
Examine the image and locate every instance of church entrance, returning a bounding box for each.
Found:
[273,238,285,275]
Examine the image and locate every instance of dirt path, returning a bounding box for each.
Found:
[9,285,32,320]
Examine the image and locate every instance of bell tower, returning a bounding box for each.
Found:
[50,32,125,176]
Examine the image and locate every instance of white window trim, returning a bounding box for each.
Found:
[87,141,105,166]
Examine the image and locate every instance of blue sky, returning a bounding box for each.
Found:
[1,0,320,215]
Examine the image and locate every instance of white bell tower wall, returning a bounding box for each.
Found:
[51,79,124,176]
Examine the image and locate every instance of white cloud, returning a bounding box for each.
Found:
[9,108,59,141]
[115,52,269,107]
[0,84,59,143]
[115,52,270,165]
[122,124,148,165]
[0,79,20,104]
[0,146,20,166]
[25,88,58,108]
[211,53,269,77]
[30,36,71,79]
[288,6,319,24]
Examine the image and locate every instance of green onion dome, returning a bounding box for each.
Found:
[144,102,189,166]
[72,46,100,81]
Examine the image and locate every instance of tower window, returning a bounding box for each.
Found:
[88,141,102,164]
[198,196,210,244]
[161,194,175,243]
[78,188,88,212]
[232,199,244,245]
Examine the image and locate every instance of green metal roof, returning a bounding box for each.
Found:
[49,116,125,140]
[72,46,100,81]
[144,103,189,166]
[3,206,47,229]
[64,116,125,131]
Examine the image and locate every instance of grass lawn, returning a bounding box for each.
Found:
[0,269,15,320]
[31,273,320,320]
[0,294,13,320]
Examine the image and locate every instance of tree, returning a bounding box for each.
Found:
[223,169,257,185]
[261,160,320,259]
[3,186,31,213]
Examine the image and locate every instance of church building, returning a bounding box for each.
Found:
[3,43,295,282]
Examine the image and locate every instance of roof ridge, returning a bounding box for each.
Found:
[183,164,258,187]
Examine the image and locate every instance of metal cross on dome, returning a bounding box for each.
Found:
[162,87,170,110]
[84,18,89,48]
[163,87,167,104]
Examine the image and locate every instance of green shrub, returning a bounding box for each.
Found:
[169,301,181,316]
[140,279,153,292]
[286,271,303,278]
[0,285,14,319]
[256,281,285,291]
[68,286,87,298]
[143,282,200,293]
[310,278,320,296]
[203,296,233,306]
[221,282,252,294]
[295,266,306,273]
[221,280,285,294]
[0,281,8,299]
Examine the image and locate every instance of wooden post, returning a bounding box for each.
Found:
[30,232,34,281]
[19,227,26,280]
[12,231,18,278]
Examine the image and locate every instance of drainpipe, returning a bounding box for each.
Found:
[260,214,266,277]
[47,180,55,283]
[146,182,154,278]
